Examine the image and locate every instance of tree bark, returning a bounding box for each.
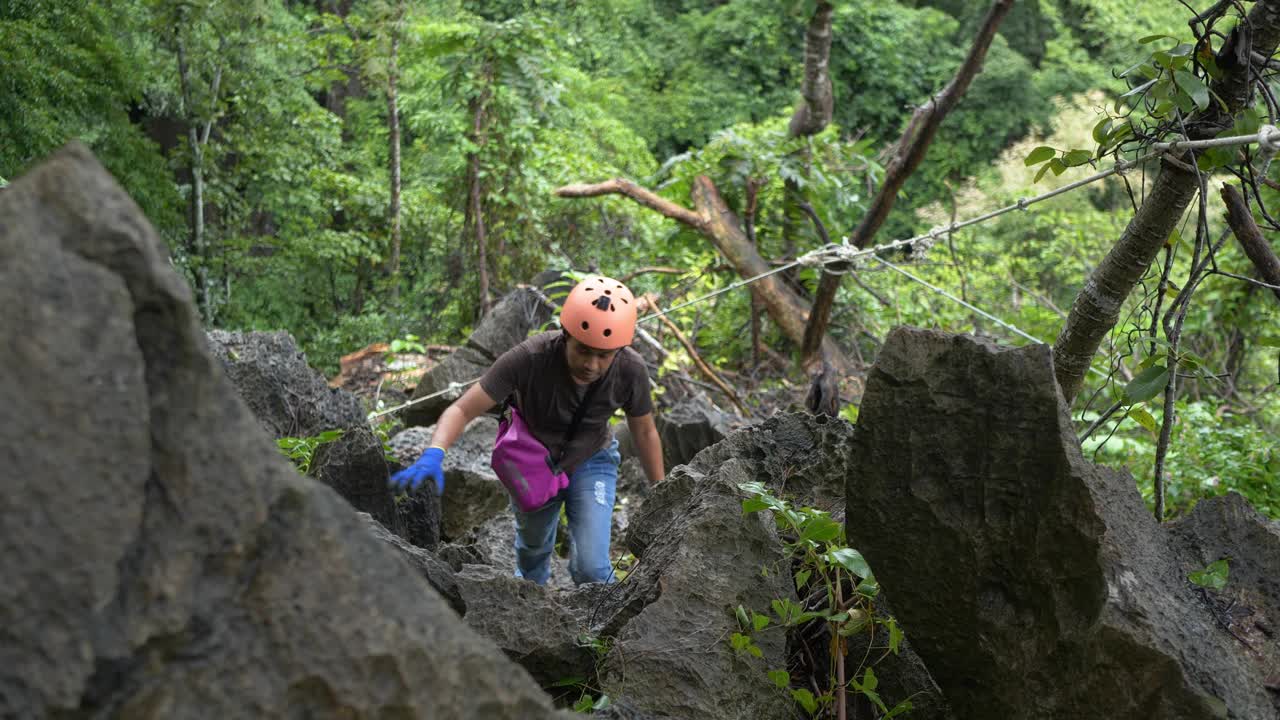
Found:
[466,73,491,318]
[174,24,225,326]
[800,0,1015,364]
[1053,1,1280,403]
[745,179,763,370]
[789,1,834,137]
[556,177,854,373]
[385,0,404,300]
[786,1,835,368]
[1222,183,1280,303]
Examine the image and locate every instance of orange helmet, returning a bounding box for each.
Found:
[560,275,638,350]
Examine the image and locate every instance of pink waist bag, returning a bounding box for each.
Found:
[491,405,570,512]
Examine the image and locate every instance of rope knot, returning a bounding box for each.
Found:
[1016,197,1029,211]
[1259,124,1280,153]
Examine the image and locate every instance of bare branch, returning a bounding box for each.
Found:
[1221,183,1280,302]
[556,176,855,373]
[801,0,1014,363]
[639,294,749,415]
[849,0,1014,249]
[620,266,686,283]
[555,179,705,229]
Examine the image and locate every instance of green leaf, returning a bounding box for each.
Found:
[1024,146,1055,166]
[1175,70,1209,110]
[884,700,915,719]
[1034,162,1054,184]
[856,575,881,598]
[791,688,819,714]
[735,604,751,630]
[549,676,586,688]
[1188,559,1230,590]
[1062,149,1093,167]
[792,610,825,625]
[1123,365,1170,403]
[1128,406,1159,434]
[573,696,593,712]
[752,612,771,632]
[794,569,812,587]
[1092,118,1113,145]
[1257,336,1280,348]
[800,516,841,544]
[772,599,789,622]
[742,497,770,513]
[768,669,791,689]
[1049,158,1067,176]
[1139,34,1175,44]
[748,644,763,658]
[887,618,904,654]
[826,548,872,578]
[862,667,879,692]
[593,694,611,711]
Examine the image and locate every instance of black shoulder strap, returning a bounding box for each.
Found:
[555,379,603,465]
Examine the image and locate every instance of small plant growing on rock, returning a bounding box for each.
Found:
[276,429,344,475]
[733,481,914,719]
[551,634,613,714]
[1188,558,1230,591]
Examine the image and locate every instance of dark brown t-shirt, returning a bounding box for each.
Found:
[479,331,654,474]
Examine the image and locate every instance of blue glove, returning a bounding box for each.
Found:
[391,446,445,495]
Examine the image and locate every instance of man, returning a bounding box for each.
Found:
[392,275,665,585]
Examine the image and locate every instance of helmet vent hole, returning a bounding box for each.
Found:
[603,328,613,337]
[604,289,612,295]
[585,287,593,292]
[620,298,628,304]
[581,321,590,331]
[611,306,616,312]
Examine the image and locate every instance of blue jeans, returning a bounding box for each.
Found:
[512,438,621,585]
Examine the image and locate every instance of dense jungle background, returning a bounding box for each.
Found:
[3,0,1277,520]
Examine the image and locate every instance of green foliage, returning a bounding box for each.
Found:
[552,634,614,714]
[1088,400,1280,519]
[735,481,915,717]
[0,0,185,244]
[5,0,1274,530]
[1188,558,1230,591]
[277,429,345,475]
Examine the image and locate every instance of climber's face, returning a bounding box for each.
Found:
[564,333,619,385]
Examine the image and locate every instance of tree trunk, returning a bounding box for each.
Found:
[800,0,1015,364]
[1053,3,1280,403]
[352,256,369,315]
[385,0,404,300]
[174,24,224,326]
[745,180,763,370]
[787,1,834,368]
[788,0,834,138]
[466,75,491,319]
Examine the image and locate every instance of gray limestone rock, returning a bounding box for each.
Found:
[0,144,570,719]
[402,285,560,427]
[847,327,1279,720]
